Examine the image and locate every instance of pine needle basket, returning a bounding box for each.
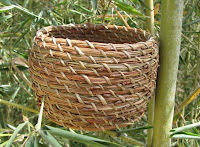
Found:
[28,24,159,131]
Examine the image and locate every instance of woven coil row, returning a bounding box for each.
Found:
[28,24,159,131]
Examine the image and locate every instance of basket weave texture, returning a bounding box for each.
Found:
[28,24,159,131]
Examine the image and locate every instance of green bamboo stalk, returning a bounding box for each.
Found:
[152,0,183,146]
[145,0,154,35]
[145,0,155,146]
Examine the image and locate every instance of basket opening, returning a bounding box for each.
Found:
[48,28,149,44]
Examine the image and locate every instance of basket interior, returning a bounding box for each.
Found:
[47,27,149,44]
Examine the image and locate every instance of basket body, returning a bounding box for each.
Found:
[29,24,159,131]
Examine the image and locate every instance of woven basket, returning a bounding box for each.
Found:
[28,24,159,131]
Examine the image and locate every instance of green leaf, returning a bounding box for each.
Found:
[0,0,45,20]
[35,96,45,131]
[25,135,39,147]
[183,18,200,27]
[114,0,144,16]
[191,126,200,146]
[91,0,97,10]
[170,122,200,136]
[5,19,30,44]
[47,9,58,26]
[11,86,20,99]
[70,9,86,16]
[0,5,15,13]
[182,0,200,24]
[0,134,13,137]
[44,125,121,147]
[25,136,34,147]
[5,121,28,147]
[0,14,12,21]
[118,125,153,133]
[15,5,41,19]
[39,130,62,147]
[172,134,200,140]
[74,4,93,15]
[179,54,188,68]
[0,0,17,6]
[34,136,39,147]
[136,0,151,10]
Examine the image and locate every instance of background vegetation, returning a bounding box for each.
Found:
[0,0,200,146]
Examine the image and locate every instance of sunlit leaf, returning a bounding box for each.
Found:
[5,121,28,147]
[44,125,121,147]
[91,0,97,10]
[170,121,200,136]
[114,0,144,16]
[39,130,62,147]
[0,5,15,13]
[74,4,93,15]
[172,134,200,140]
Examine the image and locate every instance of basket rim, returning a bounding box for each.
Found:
[35,23,155,47]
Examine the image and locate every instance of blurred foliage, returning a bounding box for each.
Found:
[0,0,200,146]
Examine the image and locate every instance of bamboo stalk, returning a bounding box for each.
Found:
[145,0,155,146]
[145,0,154,36]
[152,0,183,146]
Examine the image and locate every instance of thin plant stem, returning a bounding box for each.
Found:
[145,0,155,146]
[102,0,112,23]
[111,3,130,28]
[0,98,39,114]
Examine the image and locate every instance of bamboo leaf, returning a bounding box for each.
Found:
[34,136,39,147]
[15,5,40,18]
[25,136,34,147]
[0,5,15,13]
[172,134,200,140]
[170,122,200,136]
[0,0,17,5]
[91,0,97,10]
[5,19,30,44]
[36,96,45,131]
[11,86,20,99]
[179,54,188,68]
[182,0,200,24]
[114,0,144,16]
[0,14,12,21]
[183,18,200,27]
[0,0,45,20]
[118,125,153,133]
[39,130,62,147]
[44,125,121,147]
[0,134,14,137]
[5,121,28,147]
[70,9,86,16]
[136,0,151,10]
[47,9,58,26]
[74,4,93,15]
[191,126,200,145]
